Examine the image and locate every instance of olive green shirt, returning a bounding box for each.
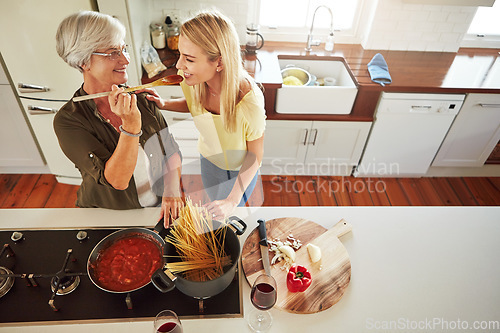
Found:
[54,86,180,209]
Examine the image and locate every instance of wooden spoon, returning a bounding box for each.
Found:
[72,74,183,102]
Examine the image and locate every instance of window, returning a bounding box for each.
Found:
[258,0,362,43]
[462,1,500,48]
[468,1,500,36]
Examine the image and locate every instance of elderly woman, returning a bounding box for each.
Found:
[54,11,183,226]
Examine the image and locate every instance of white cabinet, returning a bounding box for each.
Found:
[262,120,371,176]
[0,62,45,172]
[0,1,93,100]
[0,0,93,184]
[262,121,308,167]
[433,93,500,167]
[156,86,200,174]
[160,110,200,174]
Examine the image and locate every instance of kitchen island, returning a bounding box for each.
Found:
[1,206,499,332]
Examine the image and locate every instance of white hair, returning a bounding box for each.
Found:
[56,11,126,72]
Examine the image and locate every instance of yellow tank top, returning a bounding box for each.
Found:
[180,80,266,170]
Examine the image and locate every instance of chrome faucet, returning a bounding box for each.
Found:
[305,5,334,52]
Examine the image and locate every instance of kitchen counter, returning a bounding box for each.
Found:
[145,43,500,122]
[254,42,500,92]
[1,206,499,332]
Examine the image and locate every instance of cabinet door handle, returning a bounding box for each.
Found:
[174,137,198,141]
[172,117,194,121]
[309,129,318,145]
[18,83,50,93]
[302,129,309,145]
[479,103,500,108]
[28,105,58,114]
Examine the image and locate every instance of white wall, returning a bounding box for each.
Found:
[148,0,482,53]
[361,0,477,52]
[150,0,249,45]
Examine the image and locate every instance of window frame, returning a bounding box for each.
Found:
[461,2,500,48]
[461,33,500,48]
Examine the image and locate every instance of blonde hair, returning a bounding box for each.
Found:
[56,11,126,72]
[181,10,252,133]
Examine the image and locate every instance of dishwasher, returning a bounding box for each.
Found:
[354,93,465,177]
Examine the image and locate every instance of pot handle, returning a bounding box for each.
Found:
[226,216,247,236]
[151,268,177,293]
[154,217,167,234]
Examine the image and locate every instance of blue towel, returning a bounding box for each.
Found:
[367,53,392,86]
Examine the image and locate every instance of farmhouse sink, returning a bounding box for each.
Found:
[275,56,358,115]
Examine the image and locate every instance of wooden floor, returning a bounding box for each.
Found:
[1,174,499,208]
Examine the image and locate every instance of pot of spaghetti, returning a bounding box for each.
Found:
[87,228,165,293]
[151,202,246,299]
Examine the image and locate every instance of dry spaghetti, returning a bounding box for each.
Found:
[164,198,230,281]
[165,256,231,275]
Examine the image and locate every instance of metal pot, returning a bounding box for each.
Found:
[281,66,312,86]
[87,228,165,293]
[151,216,246,299]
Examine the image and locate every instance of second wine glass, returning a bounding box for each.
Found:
[248,274,277,332]
[154,310,183,333]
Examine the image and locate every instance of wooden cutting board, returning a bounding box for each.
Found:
[241,217,352,314]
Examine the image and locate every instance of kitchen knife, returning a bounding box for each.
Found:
[257,219,272,276]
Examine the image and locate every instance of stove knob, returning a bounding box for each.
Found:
[76,230,88,241]
[11,231,23,242]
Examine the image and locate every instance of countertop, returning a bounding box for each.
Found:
[145,43,500,91]
[1,206,499,332]
[251,42,500,92]
[144,43,500,122]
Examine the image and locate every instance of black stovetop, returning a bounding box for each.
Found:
[0,228,242,325]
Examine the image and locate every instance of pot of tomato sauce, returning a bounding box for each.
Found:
[87,228,165,293]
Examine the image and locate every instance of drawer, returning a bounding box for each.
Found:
[155,85,183,101]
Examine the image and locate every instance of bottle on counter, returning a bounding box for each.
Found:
[325,32,334,52]
[150,22,166,49]
[165,16,179,51]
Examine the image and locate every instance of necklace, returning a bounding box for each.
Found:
[206,85,220,97]
[96,107,120,131]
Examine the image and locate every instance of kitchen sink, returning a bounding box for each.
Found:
[275,56,358,115]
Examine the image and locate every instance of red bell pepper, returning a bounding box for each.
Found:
[286,264,312,292]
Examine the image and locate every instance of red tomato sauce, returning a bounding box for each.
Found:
[94,235,163,292]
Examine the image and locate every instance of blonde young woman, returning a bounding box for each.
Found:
[54,11,183,226]
[140,10,266,219]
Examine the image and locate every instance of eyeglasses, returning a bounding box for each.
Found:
[92,46,130,61]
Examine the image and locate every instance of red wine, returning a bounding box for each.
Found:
[251,282,277,310]
[157,322,182,333]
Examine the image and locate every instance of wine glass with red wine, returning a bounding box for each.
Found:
[248,274,277,332]
[154,310,183,333]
